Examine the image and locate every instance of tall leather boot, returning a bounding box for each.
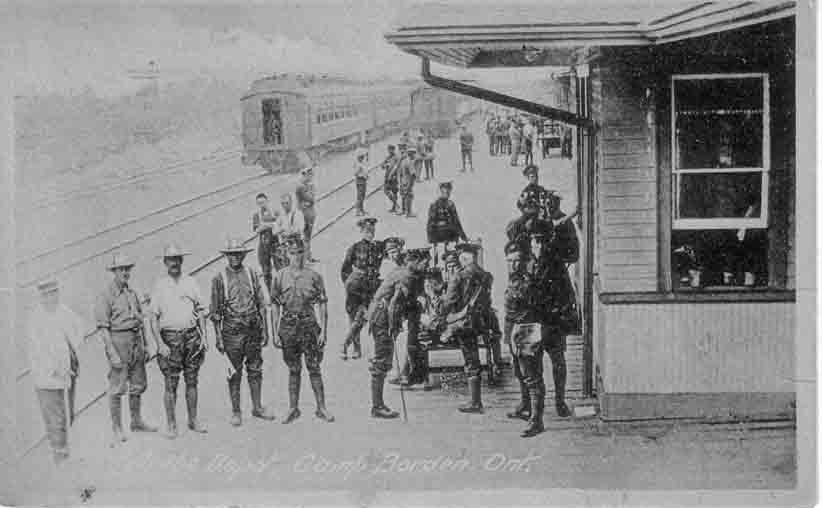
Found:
[164,377,178,439]
[249,376,276,421]
[228,378,242,426]
[521,383,545,438]
[109,395,128,445]
[370,375,399,418]
[186,384,207,433]
[283,372,301,424]
[458,376,484,413]
[129,394,158,432]
[552,353,571,417]
[310,373,335,422]
[506,380,531,420]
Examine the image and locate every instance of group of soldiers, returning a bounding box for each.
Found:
[485,111,574,164]
[380,129,436,218]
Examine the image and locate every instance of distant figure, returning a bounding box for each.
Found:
[509,119,522,166]
[252,192,281,289]
[523,119,536,166]
[458,124,474,172]
[353,147,369,216]
[426,181,468,265]
[415,134,426,181]
[275,193,306,249]
[399,145,418,217]
[295,167,318,263]
[28,279,86,465]
[382,145,400,214]
[422,131,436,180]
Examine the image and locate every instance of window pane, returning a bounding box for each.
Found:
[675,78,763,112]
[677,172,762,219]
[672,230,768,289]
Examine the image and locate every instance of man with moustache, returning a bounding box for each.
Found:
[210,238,276,427]
[270,234,334,424]
[95,254,158,446]
[149,244,209,438]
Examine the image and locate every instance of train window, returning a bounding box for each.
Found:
[262,98,283,145]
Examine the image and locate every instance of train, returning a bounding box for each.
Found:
[241,75,474,173]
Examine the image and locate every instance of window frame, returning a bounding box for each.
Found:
[670,73,770,230]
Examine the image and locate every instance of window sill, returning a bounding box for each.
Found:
[600,289,796,305]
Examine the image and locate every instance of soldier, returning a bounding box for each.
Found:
[398,145,418,218]
[439,243,493,413]
[509,118,522,166]
[149,245,208,438]
[502,241,537,426]
[270,234,334,423]
[524,225,579,432]
[28,279,87,464]
[252,192,280,289]
[382,145,400,213]
[95,254,157,446]
[485,114,497,156]
[340,217,385,360]
[506,184,553,256]
[414,133,426,181]
[422,130,435,180]
[210,239,276,427]
[353,147,369,216]
[295,166,319,263]
[426,181,468,266]
[367,247,430,418]
[521,165,549,212]
[458,124,474,172]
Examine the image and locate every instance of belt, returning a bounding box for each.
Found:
[282,311,313,318]
[161,326,197,334]
[110,327,140,333]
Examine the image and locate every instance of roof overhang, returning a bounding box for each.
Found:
[385,1,796,68]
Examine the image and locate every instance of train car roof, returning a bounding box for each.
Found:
[242,77,420,101]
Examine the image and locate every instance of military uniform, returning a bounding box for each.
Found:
[340,218,385,359]
[398,147,417,217]
[382,147,400,213]
[440,244,493,413]
[295,169,317,262]
[210,240,274,426]
[426,190,468,245]
[422,134,435,180]
[367,248,429,418]
[96,255,157,443]
[253,205,280,289]
[271,235,333,423]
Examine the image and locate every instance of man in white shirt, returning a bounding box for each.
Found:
[28,279,88,465]
[149,244,209,438]
[275,192,306,247]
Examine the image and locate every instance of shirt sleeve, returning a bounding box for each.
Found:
[94,291,111,330]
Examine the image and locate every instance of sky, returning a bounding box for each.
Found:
[3,1,422,97]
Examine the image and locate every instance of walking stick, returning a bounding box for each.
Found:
[391,330,408,423]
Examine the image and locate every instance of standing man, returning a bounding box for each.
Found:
[295,166,319,263]
[353,147,369,216]
[270,234,334,423]
[210,239,276,427]
[28,279,87,464]
[485,114,497,156]
[382,145,400,214]
[340,217,385,360]
[95,254,157,446]
[414,133,426,181]
[509,118,522,167]
[149,244,208,438]
[253,192,280,290]
[523,119,536,166]
[439,243,493,414]
[423,130,435,181]
[458,124,474,172]
[398,145,418,218]
[426,181,468,266]
[367,248,430,419]
[275,193,306,244]
[507,185,553,256]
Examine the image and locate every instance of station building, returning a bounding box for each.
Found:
[387,1,799,420]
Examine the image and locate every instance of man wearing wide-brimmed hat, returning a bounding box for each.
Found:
[340,216,385,360]
[28,278,87,465]
[95,254,158,446]
[148,244,208,438]
[270,234,334,423]
[295,165,319,263]
[210,239,276,427]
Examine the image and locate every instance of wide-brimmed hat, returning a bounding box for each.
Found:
[161,244,191,258]
[220,238,253,255]
[355,147,369,159]
[357,216,378,229]
[36,278,59,295]
[107,254,136,271]
[438,181,453,190]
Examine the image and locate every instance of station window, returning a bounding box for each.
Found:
[670,74,770,289]
[262,98,283,145]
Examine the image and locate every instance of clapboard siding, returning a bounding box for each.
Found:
[599,301,795,394]
[592,56,658,293]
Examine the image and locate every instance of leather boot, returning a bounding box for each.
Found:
[229,378,242,426]
[552,354,571,418]
[458,376,484,413]
[370,375,399,418]
[521,384,545,438]
[109,395,128,445]
[506,381,531,420]
[185,384,207,433]
[406,198,416,218]
[310,374,335,422]
[164,378,178,439]
[129,394,158,432]
[282,372,301,424]
[249,377,276,421]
